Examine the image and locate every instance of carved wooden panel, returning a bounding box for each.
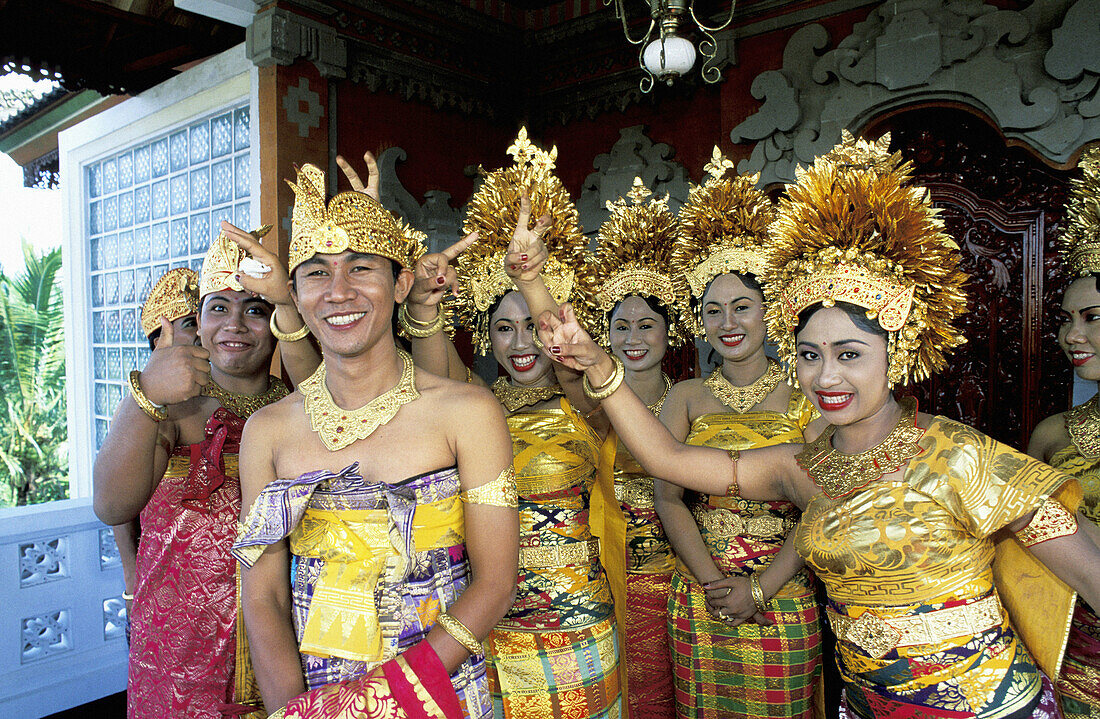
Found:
[886,111,1073,449]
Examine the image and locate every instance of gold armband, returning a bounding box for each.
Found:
[725,449,740,497]
[437,612,483,655]
[1016,498,1078,547]
[460,466,518,508]
[129,370,168,422]
[269,311,310,342]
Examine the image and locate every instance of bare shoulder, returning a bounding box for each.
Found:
[667,377,707,405]
[415,369,504,420]
[1028,411,1070,462]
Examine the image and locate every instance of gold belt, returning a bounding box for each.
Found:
[615,477,655,509]
[691,505,793,539]
[827,594,1003,659]
[519,539,600,569]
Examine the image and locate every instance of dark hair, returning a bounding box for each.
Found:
[608,294,670,330]
[290,255,402,291]
[692,271,764,313]
[794,300,889,341]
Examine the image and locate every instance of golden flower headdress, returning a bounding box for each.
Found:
[578,177,692,346]
[141,267,199,337]
[1059,145,1100,277]
[765,131,968,386]
[287,163,425,274]
[456,128,587,354]
[673,147,776,333]
[200,224,273,297]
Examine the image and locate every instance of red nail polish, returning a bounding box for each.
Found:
[436,277,445,284]
[520,254,528,261]
[550,346,561,355]
[521,264,528,269]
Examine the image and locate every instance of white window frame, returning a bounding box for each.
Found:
[59,44,260,500]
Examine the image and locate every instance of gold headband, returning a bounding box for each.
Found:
[141,267,199,337]
[200,224,272,298]
[457,128,586,354]
[765,132,968,386]
[287,163,424,273]
[674,147,775,334]
[1060,145,1100,277]
[580,177,692,346]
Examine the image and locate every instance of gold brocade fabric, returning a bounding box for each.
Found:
[502,397,613,631]
[795,417,1068,607]
[680,389,817,591]
[614,440,674,574]
[1052,436,1100,527]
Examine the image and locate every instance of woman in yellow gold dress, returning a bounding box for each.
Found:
[404,131,623,719]
[650,151,823,719]
[1028,146,1100,719]
[537,132,1100,719]
[578,177,694,719]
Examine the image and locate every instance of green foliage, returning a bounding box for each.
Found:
[0,241,67,506]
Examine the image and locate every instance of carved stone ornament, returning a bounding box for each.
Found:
[376,147,462,254]
[730,0,1100,186]
[246,6,348,79]
[577,125,690,237]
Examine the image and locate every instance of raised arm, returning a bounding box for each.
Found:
[505,195,597,419]
[538,304,793,500]
[427,387,519,671]
[237,410,305,711]
[404,234,483,384]
[92,319,209,524]
[221,221,320,386]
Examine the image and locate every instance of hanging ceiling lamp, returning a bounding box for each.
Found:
[606,0,736,92]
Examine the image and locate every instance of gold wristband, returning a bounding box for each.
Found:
[398,303,445,338]
[121,590,134,601]
[726,449,741,497]
[750,573,769,613]
[269,311,310,342]
[582,355,625,401]
[437,612,482,655]
[129,370,168,422]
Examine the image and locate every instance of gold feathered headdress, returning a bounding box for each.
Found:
[141,267,199,337]
[456,128,587,354]
[200,224,273,297]
[578,177,692,346]
[287,163,425,274]
[765,131,968,386]
[1060,145,1100,277]
[673,147,775,333]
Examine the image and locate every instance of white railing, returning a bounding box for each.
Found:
[0,497,127,717]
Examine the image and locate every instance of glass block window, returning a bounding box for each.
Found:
[87,104,251,448]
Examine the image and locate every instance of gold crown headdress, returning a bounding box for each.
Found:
[765,131,968,386]
[287,163,425,274]
[578,177,692,346]
[1059,145,1100,277]
[141,267,199,337]
[673,147,776,333]
[200,224,273,297]
[456,128,587,354]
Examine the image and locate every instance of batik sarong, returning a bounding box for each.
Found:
[128,408,263,719]
[486,398,622,718]
[233,464,490,719]
[671,390,822,719]
[614,435,675,719]
[796,418,1074,719]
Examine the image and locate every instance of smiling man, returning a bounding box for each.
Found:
[231,163,518,719]
[93,230,289,719]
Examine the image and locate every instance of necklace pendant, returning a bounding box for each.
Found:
[704,359,783,413]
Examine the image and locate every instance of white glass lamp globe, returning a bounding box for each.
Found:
[642,35,696,79]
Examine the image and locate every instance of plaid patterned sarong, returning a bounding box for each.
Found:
[668,573,821,719]
[485,616,622,719]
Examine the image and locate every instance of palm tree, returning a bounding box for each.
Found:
[0,241,67,505]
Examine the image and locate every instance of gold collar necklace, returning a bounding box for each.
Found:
[646,373,673,416]
[300,349,419,451]
[202,376,290,419]
[704,359,783,413]
[795,396,924,498]
[1065,394,1100,459]
[492,377,562,413]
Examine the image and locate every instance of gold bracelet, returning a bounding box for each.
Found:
[726,449,741,497]
[398,303,445,338]
[436,612,482,655]
[582,355,625,401]
[129,370,168,422]
[121,590,134,601]
[269,311,310,342]
[750,573,770,614]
